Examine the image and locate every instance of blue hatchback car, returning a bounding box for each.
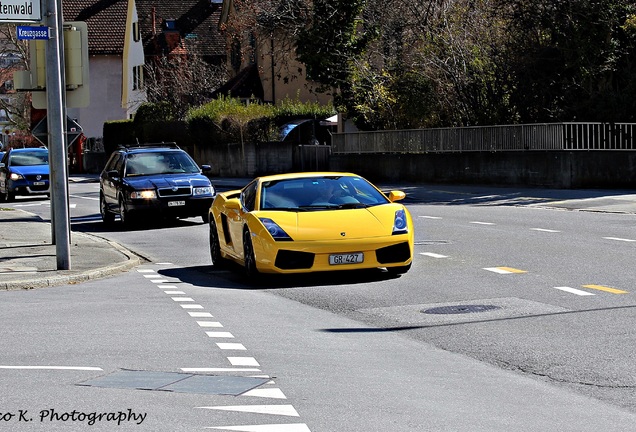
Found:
[0,147,50,202]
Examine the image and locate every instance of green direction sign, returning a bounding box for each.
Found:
[0,0,43,22]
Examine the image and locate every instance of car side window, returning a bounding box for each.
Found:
[113,154,125,175]
[242,182,257,212]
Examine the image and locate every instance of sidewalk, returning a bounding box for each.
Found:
[1,177,635,291]
[0,208,141,290]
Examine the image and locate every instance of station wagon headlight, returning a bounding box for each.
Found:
[392,209,408,234]
[9,173,23,181]
[130,190,156,199]
[193,186,213,196]
[259,218,292,241]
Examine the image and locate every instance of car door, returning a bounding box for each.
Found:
[226,181,257,259]
[101,153,124,209]
[0,151,7,193]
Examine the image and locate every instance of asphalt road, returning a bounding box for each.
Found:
[1,180,635,431]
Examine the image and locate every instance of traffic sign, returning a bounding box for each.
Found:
[16,25,49,40]
[0,0,42,22]
[32,115,83,147]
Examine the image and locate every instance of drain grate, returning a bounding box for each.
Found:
[422,304,501,315]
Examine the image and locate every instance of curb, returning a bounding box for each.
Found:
[0,234,144,291]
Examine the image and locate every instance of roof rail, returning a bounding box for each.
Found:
[116,142,180,150]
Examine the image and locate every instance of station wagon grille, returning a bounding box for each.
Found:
[157,186,192,198]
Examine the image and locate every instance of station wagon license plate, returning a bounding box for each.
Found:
[33,181,45,186]
[329,252,364,265]
[168,200,185,207]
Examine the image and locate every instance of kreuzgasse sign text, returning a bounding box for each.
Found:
[0,1,42,22]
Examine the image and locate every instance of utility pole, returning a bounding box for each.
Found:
[45,0,71,269]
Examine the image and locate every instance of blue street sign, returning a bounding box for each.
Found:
[16,26,49,40]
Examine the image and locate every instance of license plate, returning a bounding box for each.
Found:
[329,252,364,265]
[33,181,45,186]
[168,200,185,207]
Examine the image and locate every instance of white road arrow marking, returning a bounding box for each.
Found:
[206,424,310,431]
[242,388,287,399]
[197,405,299,417]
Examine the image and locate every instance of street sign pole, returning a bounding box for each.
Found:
[45,0,71,270]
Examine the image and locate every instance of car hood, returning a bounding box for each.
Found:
[9,165,49,176]
[259,204,403,241]
[125,173,210,189]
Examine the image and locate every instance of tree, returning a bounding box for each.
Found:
[501,0,636,122]
[0,24,32,132]
[143,53,227,120]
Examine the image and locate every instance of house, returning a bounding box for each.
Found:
[63,0,146,139]
[135,0,227,107]
[217,0,332,106]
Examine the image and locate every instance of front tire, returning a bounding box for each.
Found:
[100,194,115,226]
[386,263,412,276]
[209,218,226,269]
[243,228,259,278]
[3,189,14,202]
[119,196,136,228]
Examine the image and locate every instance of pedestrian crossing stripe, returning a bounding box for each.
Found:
[483,267,527,274]
[582,284,628,294]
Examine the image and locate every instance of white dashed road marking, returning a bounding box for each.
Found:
[0,365,103,371]
[217,343,246,350]
[554,286,596,296]
[603,237,636,242]
[136,266,311,431]
[420,252,448,259]
[228,357,260,367]
[197,321,224,328]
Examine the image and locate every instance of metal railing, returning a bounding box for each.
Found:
[331,122,636,154]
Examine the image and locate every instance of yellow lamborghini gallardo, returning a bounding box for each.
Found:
[208,172,414,277]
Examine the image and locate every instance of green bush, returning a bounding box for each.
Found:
[186,96,336,147]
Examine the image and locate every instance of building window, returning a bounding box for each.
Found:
[132,65,143,90]
[133,22,140,42]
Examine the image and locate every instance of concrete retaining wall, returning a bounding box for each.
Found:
[329,151,636,189]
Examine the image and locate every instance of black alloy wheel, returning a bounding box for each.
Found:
[209,218,225,269]
[242,228,259,278]
[100,194,115,225]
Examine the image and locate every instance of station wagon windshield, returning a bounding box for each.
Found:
[125,152,200,176]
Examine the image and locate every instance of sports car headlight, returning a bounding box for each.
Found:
[193,186,213,196]
[259,218,292,241]
[130,190,156,199]
[393,209,408,235]
[9,173,23,181]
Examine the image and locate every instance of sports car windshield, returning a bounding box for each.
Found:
[125,151,200,177]
[260,176,390,211]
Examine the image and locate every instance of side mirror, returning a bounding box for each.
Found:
[388,190,406,202]
[107,169,119,179]
[225,198,242,210]
[201,164,212,173]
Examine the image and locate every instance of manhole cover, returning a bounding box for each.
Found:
[422,304,501,315]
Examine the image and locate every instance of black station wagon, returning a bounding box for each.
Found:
[99,143,215,227]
